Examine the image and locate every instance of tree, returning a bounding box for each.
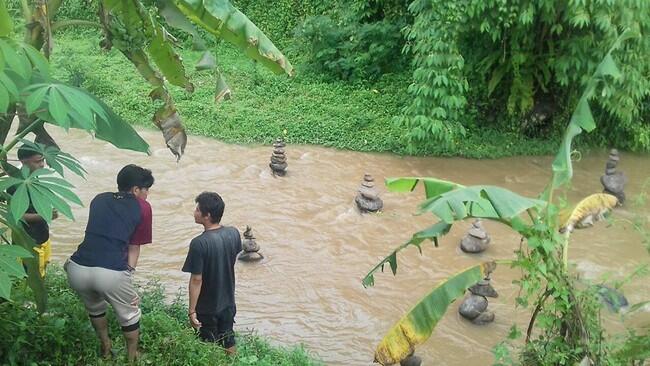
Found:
[397,0,650,152]
[0,0,292,310]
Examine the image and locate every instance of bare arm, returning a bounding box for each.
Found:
[127,245,141,270]
[188,274,203,329]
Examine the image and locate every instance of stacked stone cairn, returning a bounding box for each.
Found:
[238,226,264,262]
[600,148,627,205]
[355,173,383,213]
[269,138,288,176]
[400,352,422,366]
[460,219,490,253]
[459,277,498,325]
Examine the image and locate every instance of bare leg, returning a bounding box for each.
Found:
[225,345,237,356]
[89,316,112,358]
[123,329,140,362]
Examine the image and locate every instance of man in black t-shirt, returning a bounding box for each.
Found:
[182,192,242,354]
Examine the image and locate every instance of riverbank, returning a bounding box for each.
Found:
[49,33,559,159]
[0,267,320,365]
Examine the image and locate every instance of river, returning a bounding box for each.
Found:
[44,128,650,365]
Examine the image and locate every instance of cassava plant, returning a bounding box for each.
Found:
[0,2,154,311]
[363,30,649,365]
[0,0,291,310]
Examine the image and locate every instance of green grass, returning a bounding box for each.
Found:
[49,33,559,158]
[0,266,320,365]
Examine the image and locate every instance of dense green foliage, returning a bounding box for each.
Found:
[19,0,650,156]
[51,33,562,158]
[294,16,403,81]
[400,0,650,151]
[0,267,319,365]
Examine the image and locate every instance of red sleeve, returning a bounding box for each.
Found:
[130,198,152,245]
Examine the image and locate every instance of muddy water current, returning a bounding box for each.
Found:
[44,128,649,365]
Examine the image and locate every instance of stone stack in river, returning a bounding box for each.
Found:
[269,138,287,176]
[355,173,383,213]
[238,226,264,262]
[600,148,627,205]
[459,277,498,325]
[460,219,490,253]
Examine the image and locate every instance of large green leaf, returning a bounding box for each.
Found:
[147,22,194,91]
[86,89,150,153]
[18,42,50,78]
[0,39,32,81]
[420,185,543,223]
[545,30,636,197]
[0,0,13,37]
[156,0,206,49]
[102,0,193,91]
[20,82,150,154]
[0,271,10,300]
[172,0,293,76]
[6,217,46,311]
[18,140,87,178]
[374,262,497,365]
[385,177,463,199]
[7,167,82,223]
[0,243,31,300]
[363,221,452,288]
[9,181,30,223]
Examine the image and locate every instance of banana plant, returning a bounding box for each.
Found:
[5,0,292,160]
[363,30,642,365]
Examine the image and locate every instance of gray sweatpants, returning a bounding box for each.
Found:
[65,259,141,328]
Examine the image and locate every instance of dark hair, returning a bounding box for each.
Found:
[116,164,154,192]
[195,192,225,224]
[17,145,42,160]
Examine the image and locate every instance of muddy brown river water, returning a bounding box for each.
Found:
[42,128,649,365]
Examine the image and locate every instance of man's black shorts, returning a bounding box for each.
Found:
[197,307,236,348]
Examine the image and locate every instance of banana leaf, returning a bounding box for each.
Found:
[172,0,293,76]
[386,178,543,220]
[385,177,464,198]
[559,193,618,233]
[374,261,497,365]
[0,0,12,37]
[102,0,193,91]
[544,30,636,198]
[362,221,452,288]
[155,0,206,50]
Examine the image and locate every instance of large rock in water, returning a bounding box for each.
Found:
[400,354,422,366]
[269,138,288,176]
[469,278,498,298]
[355,173,383,213]
[600,149,627,204]
[459,277,497,324]
[595,284,629,313]
[460,220,491,253]
[238,226,264,262]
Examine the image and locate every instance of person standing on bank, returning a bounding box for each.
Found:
[65,164,154,361]
[10,145,58,277]
[182,192,242,355]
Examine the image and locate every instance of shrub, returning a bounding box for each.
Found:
[295,15,405,81]
[0,267,320,365]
